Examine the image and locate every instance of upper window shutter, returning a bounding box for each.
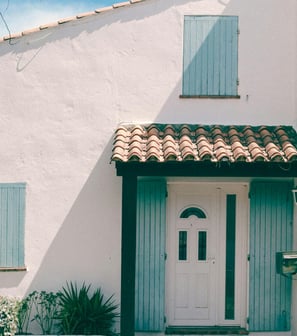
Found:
[182,16,238,96]
[0,183,26,268]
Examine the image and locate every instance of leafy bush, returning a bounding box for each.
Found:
[16,294,34,335]
[16,291,60,335]
[0,296,20,336]
[30,291,61,335]
[56,282,119,335]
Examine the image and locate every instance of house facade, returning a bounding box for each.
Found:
[0,0,297,335]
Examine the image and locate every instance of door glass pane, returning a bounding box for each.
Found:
[198,231,207,261]
[178,231,187,261]
[225,194,236,320]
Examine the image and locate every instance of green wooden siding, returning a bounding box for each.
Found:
[0,183,26,267]
[135,180,167,331]
[183,16,238,96]
[249,182,293,331]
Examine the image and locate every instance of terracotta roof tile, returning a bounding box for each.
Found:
[76,11,97,19]
[111,124,297,163]
[113,1,131,8]
[94,6,113,14]
[58,16,77,24]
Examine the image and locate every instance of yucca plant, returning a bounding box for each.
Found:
[56,282,119,335]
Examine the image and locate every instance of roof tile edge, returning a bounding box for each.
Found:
[0,0,147,43]
[94,6,114,13]
[113,1,131,8]
[76,11,97,19]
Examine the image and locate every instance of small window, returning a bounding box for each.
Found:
[0,183,26,269]
[225,194,236,320]
[198,231,207,261]
[180,207,206,219]
[178,231,188,261]
[182,15,239,98]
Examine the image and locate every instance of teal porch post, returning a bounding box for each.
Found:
[120,174,137,336]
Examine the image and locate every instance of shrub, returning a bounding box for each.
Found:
[30,291,61,335]
[56,282,119,335]
[0,296,20,336]
[16,294,34,335]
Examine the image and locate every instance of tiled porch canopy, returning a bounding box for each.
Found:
[112,124,297,163]
[112,124,297,336]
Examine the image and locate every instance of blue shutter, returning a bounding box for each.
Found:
[249,182,292,331]
[183,16,238,96]
[135,180,166,331]
[0,183,25,268]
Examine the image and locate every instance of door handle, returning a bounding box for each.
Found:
[208,257,216,264]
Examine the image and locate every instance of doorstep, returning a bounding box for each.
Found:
[165,326,249,335]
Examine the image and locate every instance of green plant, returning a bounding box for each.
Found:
[16,293,34,335]
[0,296,20,336]
[30,291,61,335]
[56,282,119,335]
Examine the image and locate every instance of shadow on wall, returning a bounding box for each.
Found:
[4,0,291,298]
[25,137,122,297]
[1,0,240,293]
[151,0,296,126]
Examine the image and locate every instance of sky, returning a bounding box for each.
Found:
[0,0,116,37]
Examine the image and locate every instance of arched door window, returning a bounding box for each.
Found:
[180,206,206,219]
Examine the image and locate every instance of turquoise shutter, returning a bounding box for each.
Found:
[135,180,167,331]
[183,16,238,96]
[0,183,26,267]
[249,182,292,331]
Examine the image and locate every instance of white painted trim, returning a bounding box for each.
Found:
[216,184,248,327]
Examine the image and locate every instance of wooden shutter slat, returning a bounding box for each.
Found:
[135,180,166,331]
[249,182,292,331]
[0,184,25,268]
[183,16,238,96]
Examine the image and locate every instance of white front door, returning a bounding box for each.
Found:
[166,183,248,327]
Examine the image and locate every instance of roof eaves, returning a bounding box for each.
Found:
[0,0,148,43]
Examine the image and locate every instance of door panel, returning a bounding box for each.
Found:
[168,187,217,325]
[166,183,247,327]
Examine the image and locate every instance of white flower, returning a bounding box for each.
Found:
[0,296,21,336]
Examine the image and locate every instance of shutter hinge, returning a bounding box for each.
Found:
[165,253,167,261]
[246,317,249,324]
[237,78,240,86]
[164,316,167,324]
[248,192,251,199]
[237,28,240,34]
[247,254,250,261]
[165,189,168,198]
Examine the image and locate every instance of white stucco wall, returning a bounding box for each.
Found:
[0,0,296,332]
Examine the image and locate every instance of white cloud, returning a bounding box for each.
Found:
[0,0,113,37]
